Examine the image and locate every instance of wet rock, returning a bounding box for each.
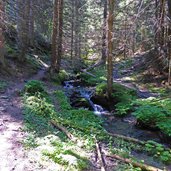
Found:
[71,97,91,109]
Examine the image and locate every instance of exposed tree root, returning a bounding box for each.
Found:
[106,154,163,171]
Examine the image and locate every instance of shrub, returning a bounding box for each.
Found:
[25,92,55,117]
[157,120,171,137]
[58,70,69,82]
[24,80,45,95]
[132,105,167,126]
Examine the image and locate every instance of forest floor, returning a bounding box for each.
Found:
[0,56,171,171]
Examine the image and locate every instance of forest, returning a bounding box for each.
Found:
[1,0,171,170]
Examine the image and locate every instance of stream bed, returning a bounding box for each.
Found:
[64,80,161,142]
[63,80,171,170]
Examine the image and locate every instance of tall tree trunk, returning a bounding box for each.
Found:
[56,0,64,73]
[155,0,159,47]
[0,0,5,67]
[51,0,59,73]
[29,0,34,47]
[74,0,79,59]
[17,0,29,62]
[159,0,165,46]
[167,0,171,84]
[101,0,107,63]
[107,0,114,98]
[70,0,74,61]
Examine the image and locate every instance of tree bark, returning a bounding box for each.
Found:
[70,0,74,61]
[101,0,107,63]
[107,0,114,98]
[17,0,29,62]
[56,0,64,73]
[106,154,163,171]
[168,0,171,84]
[29,0,34,47]
[51,0,59,73]
[0,0,5,67]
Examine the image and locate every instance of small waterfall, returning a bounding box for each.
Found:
[64,81,106,115]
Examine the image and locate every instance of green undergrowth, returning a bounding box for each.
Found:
[22,80,169,170]
[95,82,137,116]
[144,140,171,163]
[22,80,105,170]
[54,90,107,143]
[50,69,70,84]
[145,84,170,96]
[79,65,107,86]
[132,97,171,137]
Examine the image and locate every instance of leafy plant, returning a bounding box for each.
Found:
[24,80,45,95]
[157,120,171,137]
[132,105,167,126]
[115,102,133,116]
[145,140,171,163]
[24,92,55,117]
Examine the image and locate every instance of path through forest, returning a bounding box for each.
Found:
[0,69,47,171]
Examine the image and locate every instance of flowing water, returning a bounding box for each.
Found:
[64,81,107,115]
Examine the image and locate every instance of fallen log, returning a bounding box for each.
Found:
[106,154,163,171]
[84,60,104,72]
[107,132,145,145]
[108,132,170,151]
[50,120,76,142]
[95,140,106,171]
[81,69,96,77]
